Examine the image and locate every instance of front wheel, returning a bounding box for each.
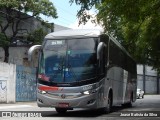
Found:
[103,93,112,114]
[55,108,67,114]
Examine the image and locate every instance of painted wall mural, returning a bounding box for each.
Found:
[0,80,7,102]
[16,65,37,101]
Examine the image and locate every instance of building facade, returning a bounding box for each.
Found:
[137,65,160,94]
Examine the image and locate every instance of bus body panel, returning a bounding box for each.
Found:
[28,29,137,111]
[37,79,105,109]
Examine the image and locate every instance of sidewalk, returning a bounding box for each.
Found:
[0,102,37,109]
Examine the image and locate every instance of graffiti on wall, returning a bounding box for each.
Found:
[16,65,37,101]
[0,80,7,102]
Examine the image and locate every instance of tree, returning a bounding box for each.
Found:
[0,0,57,62]
[71,0,160,73]
[27,28,48,44]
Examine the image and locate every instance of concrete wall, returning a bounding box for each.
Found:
[0,47,38,67]
[0,10,51,37]
[0,11,70,67]
[0,9,70,38]
[0,62,16,103]
[137,65,160,94]
[0,48,4,62]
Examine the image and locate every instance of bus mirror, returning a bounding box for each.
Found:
[97,42,106,60]
[28,45,41,61]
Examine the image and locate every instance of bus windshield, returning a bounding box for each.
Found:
[39,38,98,83]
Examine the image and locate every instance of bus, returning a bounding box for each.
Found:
[28,29,137,113]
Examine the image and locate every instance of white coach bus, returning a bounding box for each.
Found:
[28,29,137,113]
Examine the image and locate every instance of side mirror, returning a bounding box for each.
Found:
[97,42,106,60]
[97,42,107,74]
[28,45,41,61]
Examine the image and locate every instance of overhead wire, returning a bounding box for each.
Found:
[51,0,79,27]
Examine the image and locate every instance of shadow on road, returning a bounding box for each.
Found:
[42,105,134,117]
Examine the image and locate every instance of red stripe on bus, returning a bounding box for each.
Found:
[38,86,59,91]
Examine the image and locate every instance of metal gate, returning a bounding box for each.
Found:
[16,65,37,101]
[0,80,7,103]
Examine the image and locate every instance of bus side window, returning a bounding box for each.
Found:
[109,41,117,65]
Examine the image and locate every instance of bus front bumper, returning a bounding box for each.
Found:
[37,92,97,109]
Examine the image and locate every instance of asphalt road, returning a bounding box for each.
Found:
[0,95,160,120]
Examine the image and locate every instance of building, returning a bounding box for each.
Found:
[0,23,70,67]
[137,65,160,94]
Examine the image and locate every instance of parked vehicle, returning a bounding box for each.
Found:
[137,89,144,99]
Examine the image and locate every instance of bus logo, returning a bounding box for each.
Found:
[61,94,66,99]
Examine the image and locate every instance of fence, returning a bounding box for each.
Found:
[0,62,37,103]
[0,62,16,103]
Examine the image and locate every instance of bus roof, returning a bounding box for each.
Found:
[45,29,103,39]
[44,29,135,62]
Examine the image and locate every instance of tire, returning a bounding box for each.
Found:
[127,93,133,107]
[103,93,112,114]
[138,94,140,99]
[123,93,133,108]
[55,108,67,114]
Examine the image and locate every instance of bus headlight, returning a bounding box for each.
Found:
[83,89,97,95]
[83,91,90,95]
[37,89,47,94]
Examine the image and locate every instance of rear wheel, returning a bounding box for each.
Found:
[55,108,67,114]
[127,93,133,107]
[122,93,133,108]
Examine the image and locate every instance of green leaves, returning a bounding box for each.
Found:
[23,0,58,18]
[0,33,9,46]
[27,28,47,44]
[0,0,57,46]
[72,0,160,72]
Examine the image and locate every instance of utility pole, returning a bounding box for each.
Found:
[51,23,54,32]
[157,72,159,94]
[143,64,146,94]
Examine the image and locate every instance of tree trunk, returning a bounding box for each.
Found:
[3,46,9,63]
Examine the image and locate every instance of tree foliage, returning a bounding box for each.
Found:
[0,0,57,62]
[71,0,160,72]
[27,28,47,45]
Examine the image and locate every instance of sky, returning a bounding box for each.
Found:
[47,0,102,29]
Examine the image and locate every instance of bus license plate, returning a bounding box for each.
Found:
[58,103,69,108]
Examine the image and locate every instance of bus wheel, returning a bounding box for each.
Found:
[128,93,133,107]
[55,108,67,114]
[123,93,133,108]
[103,93,112,114]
